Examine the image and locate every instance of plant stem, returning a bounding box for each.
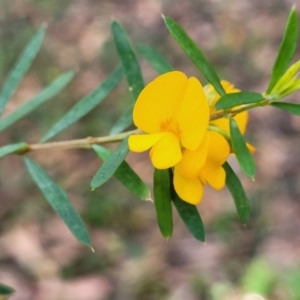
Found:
[209,101,268,121]
[24,129,142,153]
[18,100,268,154]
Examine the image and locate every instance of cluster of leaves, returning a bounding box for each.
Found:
[0,10,299,296]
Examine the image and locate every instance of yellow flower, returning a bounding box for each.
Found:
[206,80,248,134]
[172,80,253,205]
[174,131,230,205]
[206,80,255,152]
[128,71,209,169]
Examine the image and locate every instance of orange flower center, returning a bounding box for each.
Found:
[160,118,182,139]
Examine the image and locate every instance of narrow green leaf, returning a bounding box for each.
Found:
[112,21,144,100]
[110,103,133,135]
[170,172,205,241]
[163,16,225,96]
[40,66,123,142]
[138,44,174,74]
[223,162,250,223]
[93,144,150,201]
[271,102,300,115]
[153,169,173,238]
[24,157,91,247]
[0,28,45,115]
[0,142,27,158]
[267,8,299,93]
[91,137,129,189]
[0,71,74,133]
[0,283,15,295]
[172,193,205,242]
[216,92,264,110]
[230,118,256,179]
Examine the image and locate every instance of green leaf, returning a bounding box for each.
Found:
[153,169,173,238]
[111,21,144,101]
[0,142,27,158]
[172,193,205,242]
[271,102,300,115]
[110,103,133,135]
[0,71,74,133]
[138,44,173,74]
[223,162,250,223]
[230,118,256,179]
[41,66,123,142]
[163,16,225,96]
[216,92,264,110]
[24,157,92,247]
[92,144,150,201]
[0,283,15,295]
[0,28,45,115]
[266,8,299,94]
[91,137,129,190]
[170,172,205,242]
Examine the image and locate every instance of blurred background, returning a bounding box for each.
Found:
[0,0,300,299]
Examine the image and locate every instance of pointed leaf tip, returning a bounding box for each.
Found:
[266,8,299,93]
[91,138,129,190]
[163,16,225,96]
[93,144,150,201]
[0,283,15,295]
[223,162,250,224]
[23,156,92,247]
[169,170,205,242]
[153,169,173,238]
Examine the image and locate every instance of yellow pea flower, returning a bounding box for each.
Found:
[128,71,209,169]
[205,80,255,153]
[206,81,248,134]
[174,131,230,205]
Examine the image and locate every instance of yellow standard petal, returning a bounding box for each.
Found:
[233,111,248,135]
[207,131,230,164]
[176,133,209,178]
[176,76,209,150]
[133,71,187,133]
[150,132,182,169]
[207,80,248,135]
[128,132,168,152]
[200,161,226,190]
[174,168,204,205]
[210,111,248,134]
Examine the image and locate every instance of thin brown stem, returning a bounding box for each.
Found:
[24,129,142,153]
[18,100,268,154]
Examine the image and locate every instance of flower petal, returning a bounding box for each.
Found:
[150,132,182,169]
[200,161,226,190]
[234,111,248,135]
[176,77,209,150]
[207,131,230,164]
[128,132,167,152]
[176,133,209,178]
[211,111,248,134]
[133,71,188,133]
[205,80,239,110]
[174,168,203,205]
[247,143,256,153]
